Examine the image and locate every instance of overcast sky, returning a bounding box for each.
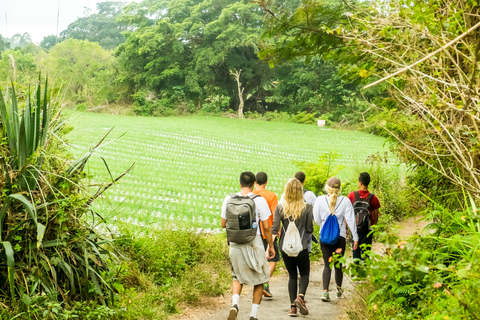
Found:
[0,0,141,43]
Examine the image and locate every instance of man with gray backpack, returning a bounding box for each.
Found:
[221,172,275,320]
[347,172,381,261]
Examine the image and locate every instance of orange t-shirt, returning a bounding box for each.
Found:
[253,189,278,239]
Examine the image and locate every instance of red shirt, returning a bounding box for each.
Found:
[348,190,381,225]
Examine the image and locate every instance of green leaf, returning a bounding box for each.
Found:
[37,223,46,249]
[1,241,16,302]
[9,194,37,224]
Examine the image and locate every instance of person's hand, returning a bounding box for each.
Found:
[353,241,359,251]
[266,246,275,259]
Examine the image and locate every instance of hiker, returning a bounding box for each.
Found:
[253,172,279,299]
[313,177,358,302]
[347,172,381,260]
[221,171,275,320]
[280,171,317,252]
[272,178,314,317]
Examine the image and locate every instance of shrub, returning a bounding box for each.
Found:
[348,196,480,319]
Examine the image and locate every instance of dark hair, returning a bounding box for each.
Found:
[359,172,371,186]
[256,172,268,185]
[240,171,256,188]
[294,171,306,183]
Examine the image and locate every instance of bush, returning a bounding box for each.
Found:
[348,196,480,319]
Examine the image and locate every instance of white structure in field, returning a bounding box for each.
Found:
[317,120,326,127]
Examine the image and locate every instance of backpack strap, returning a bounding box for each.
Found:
[366,193,375,205]
[354,191,360,201]
[248,194,260,200]
[229,193,238,199]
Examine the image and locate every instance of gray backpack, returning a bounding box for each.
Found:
[225,193,259,244]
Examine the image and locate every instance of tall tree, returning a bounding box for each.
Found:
[61,1,128,50]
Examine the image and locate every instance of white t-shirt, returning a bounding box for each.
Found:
[313,195,359,241]
[279,190,317,206]
[221,192,271,235]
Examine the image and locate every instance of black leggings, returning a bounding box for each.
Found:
[281,249,310,304]
[320,236,346,291]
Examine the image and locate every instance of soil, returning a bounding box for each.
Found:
[172,216,430,320]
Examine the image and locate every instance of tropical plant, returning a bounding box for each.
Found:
[0,79,128,315]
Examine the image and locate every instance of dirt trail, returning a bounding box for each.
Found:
[173,216,430,320]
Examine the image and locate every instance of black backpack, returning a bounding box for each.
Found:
[353,191,374,233]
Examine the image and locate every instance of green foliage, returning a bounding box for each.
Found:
[349,196,480,319]
[40,35,62,51]
[0,80,120,314]
[39,39,119,106]
[61,2,129,50]
[5,33,33,49]
[0,48,38,84]
[294,153,345,195]
[115,226,231,318]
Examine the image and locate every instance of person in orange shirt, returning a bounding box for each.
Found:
[253,172,279,300]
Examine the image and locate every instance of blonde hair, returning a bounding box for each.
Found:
[282,178,306,220]
[325,184,342,213]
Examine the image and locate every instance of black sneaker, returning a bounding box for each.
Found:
[263,283,273,299]
[227,304,238,320]
[249,317,258,320]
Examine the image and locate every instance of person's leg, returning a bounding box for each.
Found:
[251,284,263,319]
[334,237,346,290]
[282,252,299,304]
[320,242,334,291]
[268,261,276,277]
[352,231,365,260]
[229,279,243,320]
[296,249,310,296]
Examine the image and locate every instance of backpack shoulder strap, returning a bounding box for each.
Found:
[354,191,360,201]
[366,193,375,204]
[229,193,238,199]
[248,194,260,200]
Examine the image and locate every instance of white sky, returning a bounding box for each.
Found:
[0,0,141,43]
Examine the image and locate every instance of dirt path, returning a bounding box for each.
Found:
[173,216,430,320]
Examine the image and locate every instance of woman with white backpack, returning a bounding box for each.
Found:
[272,178,314,317]
[313,177,359,302]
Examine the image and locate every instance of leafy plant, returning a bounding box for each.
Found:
[0,79,127,313]
[294,152,345,195]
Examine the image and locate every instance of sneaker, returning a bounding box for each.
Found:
[321,292,330,302]
[249,317,258,320]
[288,306,298,317]
[227,304,238,320]
[336,287,344,298]
[294,296,308,315]
[263,283,273,299]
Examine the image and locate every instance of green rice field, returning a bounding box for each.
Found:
[67,113,392,231]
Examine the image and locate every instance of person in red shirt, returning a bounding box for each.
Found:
[253,172,279,299]
[347,172,381,260]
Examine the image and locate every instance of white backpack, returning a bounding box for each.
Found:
[282,219,303,257]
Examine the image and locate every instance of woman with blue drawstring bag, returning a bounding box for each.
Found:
[313,177,358,302]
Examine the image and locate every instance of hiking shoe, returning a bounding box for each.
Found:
[321,292,330,302]
[227,304,238,320]
[288,306,298,317]
[294,296,308,315]
[336,287,344,298]
[263,283,273,299]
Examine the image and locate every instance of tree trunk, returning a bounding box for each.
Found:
[230,69,245,118]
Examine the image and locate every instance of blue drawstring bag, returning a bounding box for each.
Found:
[320,213,340,245]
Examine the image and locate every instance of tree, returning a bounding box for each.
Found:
[40,39,118,105]
[40,35,62,50]
[61,1,128,50]
[117,0,273,115]
[6,33,32,49]
[0,35,10,52]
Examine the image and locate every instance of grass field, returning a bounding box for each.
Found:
[67,113,392,231]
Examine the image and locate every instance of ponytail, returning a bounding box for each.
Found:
[325,185,342,213]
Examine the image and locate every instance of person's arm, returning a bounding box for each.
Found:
[371,209,379,225]
[344,201,359,250]
[306,205,314,235]
[272,205,281,237]
[220,196,229,229]
[312,197,322,225]
[258,198,275,258]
